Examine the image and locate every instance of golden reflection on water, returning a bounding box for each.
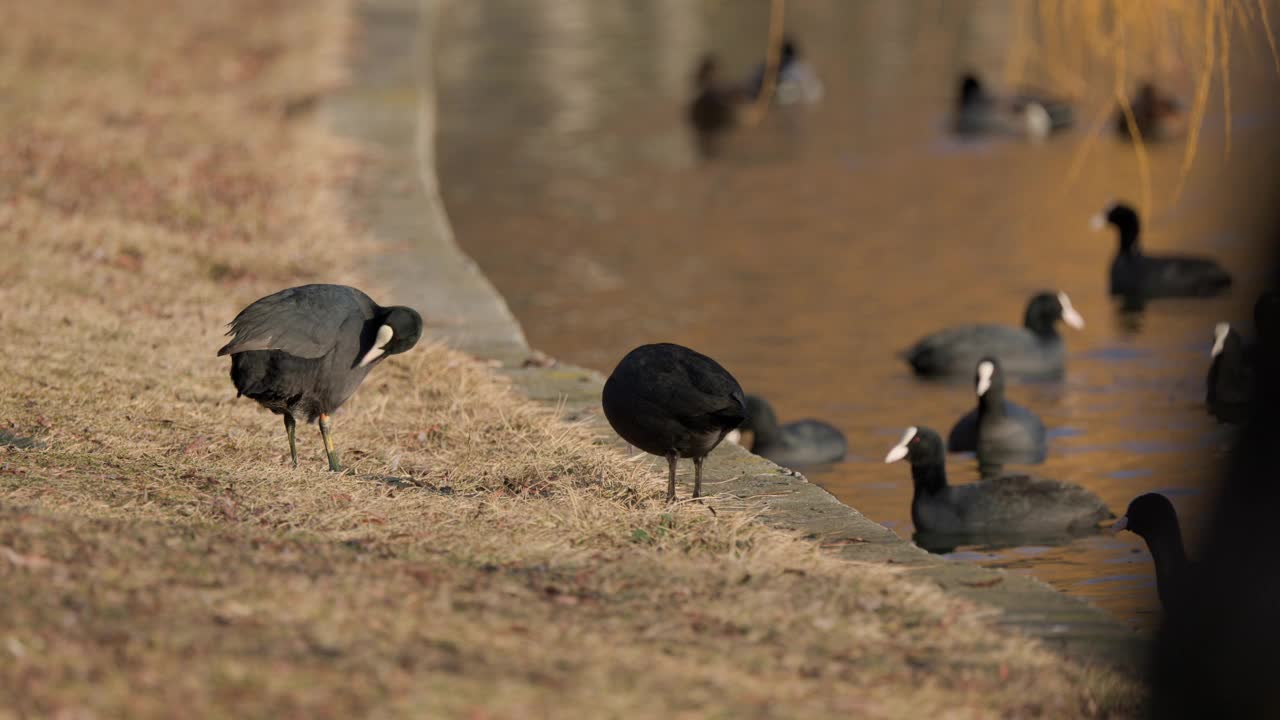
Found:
[436,0,1280,626]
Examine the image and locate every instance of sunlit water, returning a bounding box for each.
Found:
[436,0,1280,626]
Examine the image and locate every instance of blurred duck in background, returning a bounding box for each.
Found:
[1115,82,1186,142]
[745,36,824,106]
[688,54,743,157]
[952,72,1074,142]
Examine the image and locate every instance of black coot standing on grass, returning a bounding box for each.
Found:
[884,426,1110,537]
[218,284,423,471]
[602,343,746,502]
[740,394,846,467]
[947,357,1047,471]
[1092,202,1232,298]
[1113,492,1190,613]
[902,291,1084,380]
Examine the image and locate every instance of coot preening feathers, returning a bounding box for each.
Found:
[602,343,746,501]
[885,426,1110,536]
[1093,202,1232,298]
[741,394,847,467]
[902,291,1084,380]
[947,357,1047,472]
[218,284,423,471]
[1113,492,1190,612]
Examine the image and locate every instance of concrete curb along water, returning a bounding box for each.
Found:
[328,0,1143,672]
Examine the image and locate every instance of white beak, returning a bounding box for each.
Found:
[976,361,994,397]
[1058,292,1085,330]
[1089,214,1106,231]
[884,426,917,464]
[724,429,742,446]
[1212,322,1230,358]
[357,324,395,367]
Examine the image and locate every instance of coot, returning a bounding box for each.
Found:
[741,394,847,467]
[902,291,1084,380]
[885,426,1110,535]
[1093,202,1232,298]
[1207,322,1254,424]
[1114,493,1190,612]
[602,343,746,501]
[947,357,1047,471]
[219,284,423,471]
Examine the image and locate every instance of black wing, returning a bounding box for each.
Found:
[217,284,376,358]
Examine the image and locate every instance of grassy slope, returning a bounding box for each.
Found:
[0,1,1138,717]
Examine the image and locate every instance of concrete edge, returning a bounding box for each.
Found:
[326,0,1145,673]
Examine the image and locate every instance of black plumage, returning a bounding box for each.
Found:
[602,343,746,501]
[741,394,847,467]
[1094,202,1232,298]
[688,55,741,158]
[218,284,422,471]
[1113,493,1190,613]
[947,357,1047,472]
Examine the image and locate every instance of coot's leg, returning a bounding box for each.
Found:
[283,413,298,468]
[693,455,705,499]
[666,453,678,502]
[318,413,341,472]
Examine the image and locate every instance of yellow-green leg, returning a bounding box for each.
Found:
[283,413,298,468]
[318,413,341,472]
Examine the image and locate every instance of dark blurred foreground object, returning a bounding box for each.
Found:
[883,426,1110,536]
[1113,493,1190,613]
[1147,247,1280,717]
[602,343,745,501]
[952,72,1074,141]
[688,55,742,158]
[1115,82,1186,141]
[902,291,1084,380]
[219,284,422,471]
[740,394,846,466]
[744,36,823,106]
[1093,202,1232,298]
[946,357,1047,472]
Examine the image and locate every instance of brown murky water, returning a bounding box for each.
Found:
[435,0,1280,625]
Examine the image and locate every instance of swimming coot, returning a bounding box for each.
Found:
[602,343,746,501]
[219,284,423,471]
[1115,82,1185,141]
[947,357,1047,471]
[885,426,1110,535]
[688,55,741,158]
[902,291,1084,380]
[1114,493,1190,612]
[1093,202,1232,298]
[1207,322,1254,424]
[740,394,847,467]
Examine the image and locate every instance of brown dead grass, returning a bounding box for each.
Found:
[0,0,1140,717]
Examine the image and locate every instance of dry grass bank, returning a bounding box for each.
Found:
[0,1,1138,717]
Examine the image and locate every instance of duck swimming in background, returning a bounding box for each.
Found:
[1115,82,1185,141]
[739,394,847,467]
[744,36,824,106]
[952,72,1073,141]
[1092,202,1232,299]
[688,54,742,158]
